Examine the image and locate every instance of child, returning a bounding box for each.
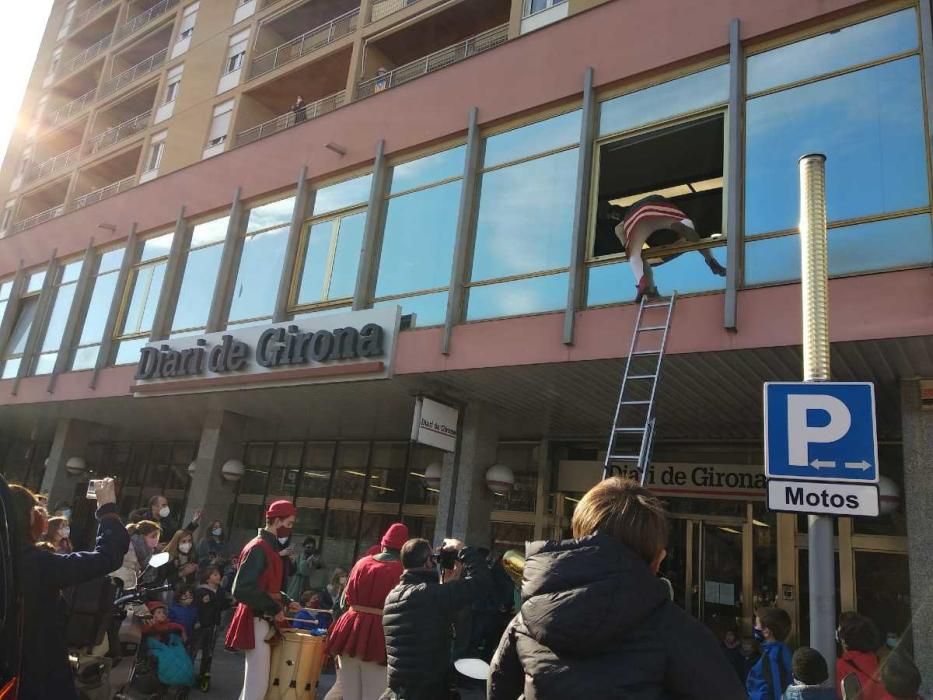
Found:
[740,637,761,682]
[143,601,188,643]
[292,591,330,633]
[836,613,887,699]
[747,607,794,700]
[783,647,837,699]
[193,566,230,690]
[881,650,924,700]
[168,584,198,645]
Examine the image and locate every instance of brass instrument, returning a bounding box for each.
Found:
[502,549,525,588]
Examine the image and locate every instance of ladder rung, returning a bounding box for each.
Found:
[620,400,651,405]
[631,350,661,356]
[609,454,640,461]
[628,374,658,380]
[614,427,646,433]
[643,302,672,309]
[638,325,667,331]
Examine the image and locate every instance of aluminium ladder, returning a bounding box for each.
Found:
[602,292,677,485]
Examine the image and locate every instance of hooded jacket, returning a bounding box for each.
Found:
[488,533,746,700]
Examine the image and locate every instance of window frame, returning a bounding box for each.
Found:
[29,258,84,376]
[69,246,125,371]
[169,217,230,336]
[1,270,45,379]
[112,233,173,351]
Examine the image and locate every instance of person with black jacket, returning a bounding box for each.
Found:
[488,477,746,700]
[129,494,201,544]
[11,478,129,700]
[382,537,493,700]
[193,566,231,691]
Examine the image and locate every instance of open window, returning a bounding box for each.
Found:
[592,113,725,258]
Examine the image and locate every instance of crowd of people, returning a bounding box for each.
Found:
[7,476,928,700]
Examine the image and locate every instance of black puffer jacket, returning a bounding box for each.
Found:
[383,547,492,699]
[488,533,746,700]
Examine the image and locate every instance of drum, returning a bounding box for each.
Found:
[265,630,300,700]
[283,633,325,700]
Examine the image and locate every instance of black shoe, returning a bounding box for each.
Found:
[706,257,726,276]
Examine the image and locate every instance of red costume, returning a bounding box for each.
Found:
[224,533,284,651]
[326,523,408,664]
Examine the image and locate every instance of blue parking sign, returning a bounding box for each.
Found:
[764,382,878,483]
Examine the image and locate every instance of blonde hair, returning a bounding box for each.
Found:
[571,477,669,564]
[165,528,194,558]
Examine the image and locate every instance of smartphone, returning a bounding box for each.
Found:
[85,479,103,500]
[841,672,862,700]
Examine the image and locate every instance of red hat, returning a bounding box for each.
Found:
[381,522,409,550]
[146,601,167,613]
[266,500,296,520]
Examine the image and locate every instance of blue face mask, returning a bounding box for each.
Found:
[753,628,765,643]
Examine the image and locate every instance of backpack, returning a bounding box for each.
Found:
[146,633,195,687]
[62,576,117,651]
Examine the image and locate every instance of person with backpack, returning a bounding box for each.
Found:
[747,607,794,700]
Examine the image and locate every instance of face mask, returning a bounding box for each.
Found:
[212,528,222,537]
[158,506,170,519]
[278,536,290,545]
[61,509,72,519]
[753,628,765,643]
[179,542,192,554]
[61,527,71,538]
[276,525,293,540]
[886,634,898,649]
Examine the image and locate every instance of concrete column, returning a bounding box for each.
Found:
[901,379,933,690]
[435,402,498,548]
[40,417,102,511]
[183,410,247,530]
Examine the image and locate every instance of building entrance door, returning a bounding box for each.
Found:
[663,515,747,639]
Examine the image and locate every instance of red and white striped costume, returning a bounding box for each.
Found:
[614,195,694,288]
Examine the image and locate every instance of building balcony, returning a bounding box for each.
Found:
[23,146,82,185]
[98,48,168,99]
[56,34,112,80]
[72,0,119,34]
[43,88,98,131]
[113,0,180,44]
[85,110,152,156]
[71,174,137,211]
[368,0,425,24]
[12,204,66,234]
[249,7,359,81]
[236,90,345,146]
[357,24,508,98]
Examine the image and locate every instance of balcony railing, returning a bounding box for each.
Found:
[369,0,425,23]
[73,0,118,32]
[43,88,97,130]
[357,24,508,98]
[56,34,111,78]
[71,175,136,211]
[99,48,168,98]
[113,0,180,43]
[249,8,359,80]
[23,146,81,184]
[236,91,345,146]
[12,205,66,233]
[85,110,152,155]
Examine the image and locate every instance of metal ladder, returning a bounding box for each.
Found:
[602,292,677,485]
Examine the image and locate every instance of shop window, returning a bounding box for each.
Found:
[330,443,370,501]
[745,57,928,237]
[752,504,778,610]
[747,9,918,95]
[32,259,83,375]
[228,196,295,327]
[324,509,363,573]
[853,551,911,647]
[1,270,45,379]
[113,233,174,364]
[297,442,336,500]
[490,522,534,556]
[493,444,538,512]
[70,247,124,370]
[375,146,465,326]
[171,216,229,336]
[367,443,409,505]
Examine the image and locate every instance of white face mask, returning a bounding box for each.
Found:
[278,537,290,545]
[212,528,222,537]
[158,506,170,519]
[179,542,192,554]
[61,527,71,538]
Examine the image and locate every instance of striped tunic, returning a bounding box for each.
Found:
[619,195,687,255]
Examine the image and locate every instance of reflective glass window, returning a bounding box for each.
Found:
[373,291,448,327]
[114,337,148,365]
[296,212,365,305]
[312,175,372,216]
[172,243,224,332]
[390,146,465,194]
[26,271,46,294]
[747,9,918,94]
[745,58,928,236]
[140,232,174,261]
[2,296,38,379]
[466,272,568,321]
[484,110,581,168]
[33,261,82,375]
[229,225,288,324]
[598,65,729,137]
[471,148,577,281]
[744,214,933,286]
[189,216,229,247]
[246,196,295,233]
[121,262,167,336]
[70,247,124,371]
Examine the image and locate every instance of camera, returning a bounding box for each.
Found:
[85,479,104,500]
[435,546,458,570]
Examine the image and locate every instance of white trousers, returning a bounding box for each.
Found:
[616,216,694,284]
[337,654,387,700]
[239,618,271,700]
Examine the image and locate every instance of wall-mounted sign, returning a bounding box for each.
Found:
[411,397,459,452]
[132,306,401,397]
[557,460,766,501]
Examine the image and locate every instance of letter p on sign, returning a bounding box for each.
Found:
[786,394,851,467]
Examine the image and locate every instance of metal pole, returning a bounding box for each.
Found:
[799,153,836,665]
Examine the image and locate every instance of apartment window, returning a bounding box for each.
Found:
[228,196,295,326]
[59,1,76,38]
[48,48,62,78]
[70,247,124,371]
[170,217,229,336]
[178,3,199,41]
[1,202,15,232]
[113,233,173,364]
[224,31,250,76]
[206,100,234,148]
[373,146,466,326]
[164,65,184,104]
[466,111,581,321]
[744,8,930,285]
[32,260,83,375]
[145,132,167,172]
[527,0,566,15]
[290,175,372,313]
[1,270,46,379]
[18,148,33,177]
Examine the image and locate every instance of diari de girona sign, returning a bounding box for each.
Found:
[132,306,401,397]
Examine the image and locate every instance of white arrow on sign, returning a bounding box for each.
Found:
[844,461,872,471]
[810,459,836,469]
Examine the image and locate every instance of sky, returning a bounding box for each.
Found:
[0,2,55,166]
